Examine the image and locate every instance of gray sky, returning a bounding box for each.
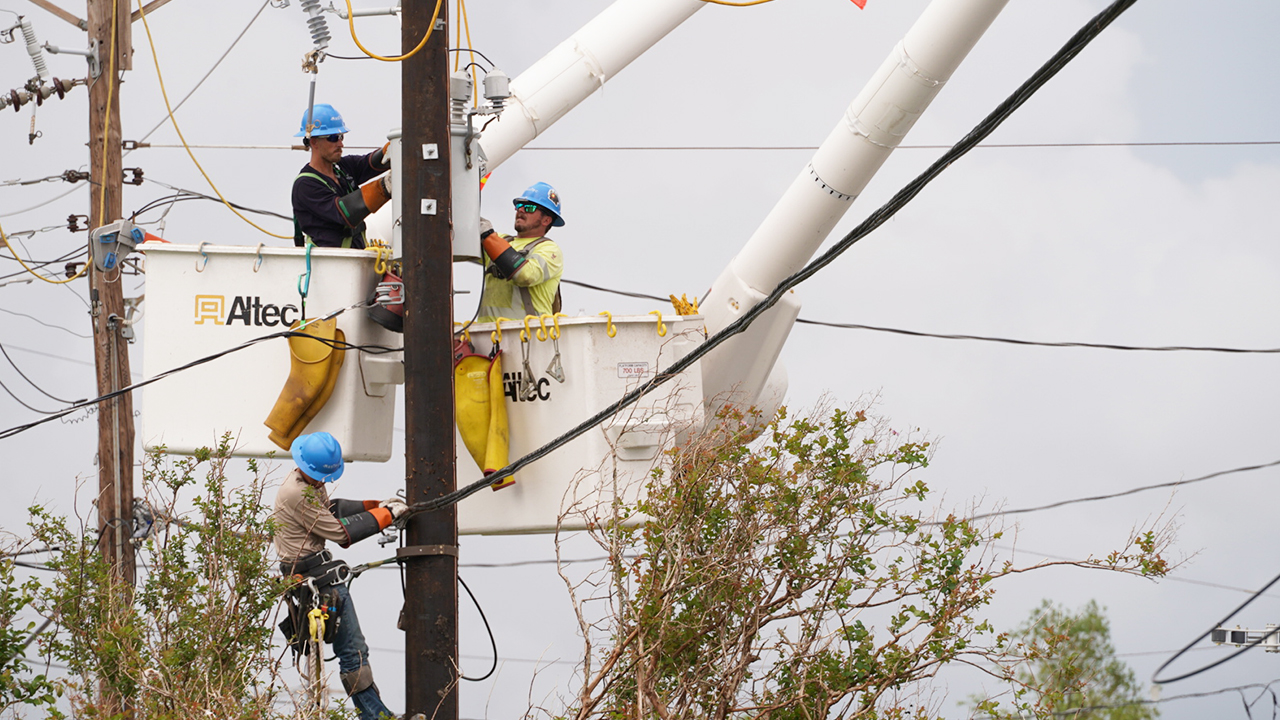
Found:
[2,0,1280,717]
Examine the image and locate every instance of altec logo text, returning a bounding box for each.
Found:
[194,295,301,327]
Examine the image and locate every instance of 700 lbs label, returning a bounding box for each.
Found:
[617,362,649,379]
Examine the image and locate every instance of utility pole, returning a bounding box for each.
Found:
[86,0,134,586]
[400,2,457,719]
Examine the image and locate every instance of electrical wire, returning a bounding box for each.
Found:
[134,0,291,240]
[131,0,272,147]
[0,247,86,283]
[343,0,441,62]
[976,679,1280,719]
[457,574,497,682]
[1153,569,1280,685]
[518,140,1280,151]
[403,0,1144,516]
[963,458,1280,523]
[0,217,87,285]
[793,318,1280,354]
[0,343,81,403]
[0,376,60,414]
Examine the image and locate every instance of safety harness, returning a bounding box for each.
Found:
[293,167,367,250]
[498,237,563,315]
[277,548,352,656]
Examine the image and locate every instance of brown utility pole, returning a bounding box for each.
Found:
[400,2,457,719]
[86,0,134,585]
[85,0,133,716]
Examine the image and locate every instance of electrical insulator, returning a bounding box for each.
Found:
[19,17,50,84]
[449,71,472,126]
[298,0,331,52]
[483,68,510,113]
[4,88,33,112]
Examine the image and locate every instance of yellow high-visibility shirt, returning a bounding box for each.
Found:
[477,234,563,323]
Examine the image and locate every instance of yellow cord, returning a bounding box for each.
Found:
[459,0,477,106]
[700,0,775,5]
[345,0,442,62]
[136,0,291,239]
[0,219,88,284]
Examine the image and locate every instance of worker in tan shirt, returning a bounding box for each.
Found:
[274,431,408,720]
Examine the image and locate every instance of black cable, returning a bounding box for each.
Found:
[1153,569,1280,685]
[795,318,1280,354]
[0,376,60,415]
[960,458,1280,523]
[406,0,1143,516]
[0,302,377,439]
[0,247,87,282]
[560,278,668,304]
[563,277,1280,354]
[140,179,292,221]
[446,47,495,67]
[457,574,497,682]
[0,343,81,404]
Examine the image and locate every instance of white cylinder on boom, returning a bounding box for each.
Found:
[700,0,1011,414]
[479,0,706,171]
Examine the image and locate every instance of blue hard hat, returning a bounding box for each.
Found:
[291,432,345,482]
[513,182,565,227]
[295,103,349,138]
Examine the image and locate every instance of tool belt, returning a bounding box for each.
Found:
[277,549,350,654]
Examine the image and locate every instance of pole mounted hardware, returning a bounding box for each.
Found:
[1211,625,1280,653]
[43,39,101,78]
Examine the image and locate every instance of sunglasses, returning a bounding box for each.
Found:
[315,133,344,143]
[514,202,542,213]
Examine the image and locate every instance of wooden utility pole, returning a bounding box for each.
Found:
[86,0,134,585]
[400,2,457,719]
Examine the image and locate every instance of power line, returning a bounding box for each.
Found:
[519,140,1280,152]
[0,307,92,339]
[0,376,59,414]
[1154,568,1280,685]
[794,319,1280,354]
[0,343,82,403]
[965,459,1280,522]
[131,0,272,146]
[566,279,1280,355]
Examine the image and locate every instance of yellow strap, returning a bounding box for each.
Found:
[307,607,328,642]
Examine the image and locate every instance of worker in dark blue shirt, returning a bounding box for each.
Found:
[291,104,392,249]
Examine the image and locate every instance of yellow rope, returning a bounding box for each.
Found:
[700,0,775,5]
[459,0,477,106]
[136,0,291,239]
[344,0,442,62]
[0,218,87,284]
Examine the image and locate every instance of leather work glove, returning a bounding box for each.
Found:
[380,498,410,519]
[370,142,391,169]
[479,216,494,238]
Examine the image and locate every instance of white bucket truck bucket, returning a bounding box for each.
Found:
[457,314,705,535]
[140,242,401,461]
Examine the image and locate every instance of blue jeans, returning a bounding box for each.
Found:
[331,583,394,720]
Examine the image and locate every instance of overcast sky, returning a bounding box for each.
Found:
[2,0,1280,717]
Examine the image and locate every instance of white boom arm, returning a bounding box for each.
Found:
[478,0,707,171]
[700,0,1011,415]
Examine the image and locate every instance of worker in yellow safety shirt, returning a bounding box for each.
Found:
[477,182,565,323]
